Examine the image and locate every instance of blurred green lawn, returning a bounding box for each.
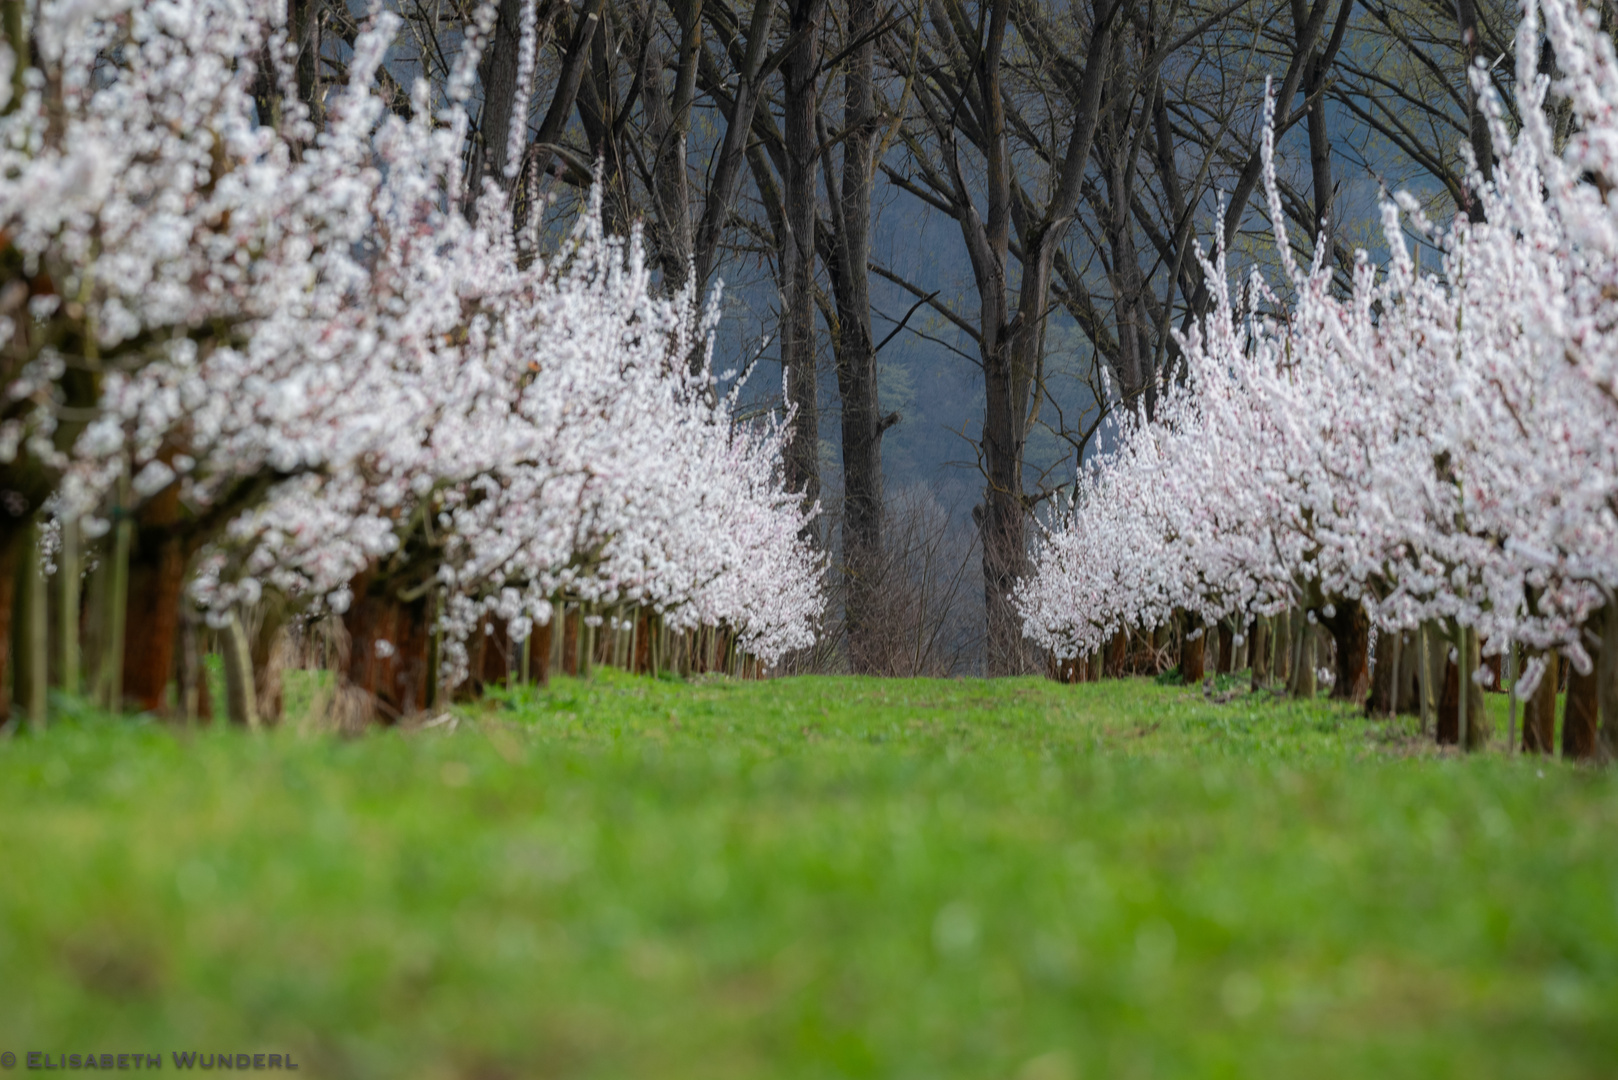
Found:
[0,672,1613,1079]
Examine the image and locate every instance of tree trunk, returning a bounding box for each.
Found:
[0,526,18,723]
[478,616,512,690]
[13,518,46,730]
[55,515,80,695]
[1460,627,1488,752]
[1272,608,1291,685]
[1563,653,1599,760]
[1598,603,1618,762]
[780,0,825,514]
[176,603,212,724]
[639,0,697,285]
[341,574,432,722]
[828,0,887,674]
[1396,630,1421,714]
[249,599,289,724]
[121,487,188,714]
[1250,615,1271,689]
[634,610,651,675]
[1325,601,1371,703]
[562,605,580,676]
[1437,647,1459,745]
[1291,616,1317,700]
[1367,625,1401,717]
[1291,0,1335,243]
[470,0,530,206]
[221,611,259,729]
[533,618,552,685]
[1216,620,1234,675]
[1181,615,1206,684]
[1522,649,1558,754]
[1106,629,1127,678]
[1434,630,1487,748]
[1449,0,1495,217]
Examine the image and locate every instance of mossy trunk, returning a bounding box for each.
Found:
[1272,609,1292,685]
[1291,617,1317,700]
[1522,649,1558,754]
[176,603,212,723]
[247,596,290,724]
[1250,616,1271,689]
[533,618,553,684]
[13,518,46,730]
[55,515,80,695]
[1435,630,1487,748]
[1424,623,1451,738]
[0,525,19,724]
[221,610,258,729]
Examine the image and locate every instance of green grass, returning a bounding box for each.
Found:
[1,673,1614,1079]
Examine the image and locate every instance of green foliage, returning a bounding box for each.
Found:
[0,674,1614,1078]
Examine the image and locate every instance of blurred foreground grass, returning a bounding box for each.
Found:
[0,672,1614,1079]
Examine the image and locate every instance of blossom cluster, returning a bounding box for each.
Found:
[1018,0,1618,690]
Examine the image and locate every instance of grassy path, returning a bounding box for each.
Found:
[0,674,1613,1078]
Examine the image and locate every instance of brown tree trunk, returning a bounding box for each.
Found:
[478,617,512,690]
[0,527,18,723]
[1367,627,1400,717]
[249,599,289,724]
[1216,620,1234,675]
[121,525,186,714]
[1250,616,1271,689]
[1290,616,1317,700]
[562,605,580,676]
[1564,655,1600,760]
[634,611,651,675]
[1395,630,1421,714]
[1522,650,1558,754]
[1106,630,1127,678]
[1182,616,1206,684]
[533,619,552,684]
[1437,653,1460,745]
[1272,608,1292,685]
[342,574,431,722]
[1325,601,1371,702]
[1434,635,1488,747]
[1483,650,1504,693]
